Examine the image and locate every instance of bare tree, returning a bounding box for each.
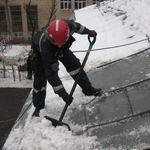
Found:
[24,0,58,38]
[4,0,13,38]
[24,0,58,80]
[23,0,37,79]
[47,0,58,24]
[24,0,37,40]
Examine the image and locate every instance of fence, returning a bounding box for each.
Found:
[0,35,12,56]
[0,55,28,81]
[0,63,28,81]
[0,36,30,81]
[0,41,28,81]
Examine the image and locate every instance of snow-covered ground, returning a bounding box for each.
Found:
[2,0,150,149]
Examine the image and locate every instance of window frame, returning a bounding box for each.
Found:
[60,0,72,10]
[93,0,97,4]
[10,6,23,32]
[0,6,7,32]
[75,0,86,9]
[26,5,38,33]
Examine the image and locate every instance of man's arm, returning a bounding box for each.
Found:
[65,20,97,37]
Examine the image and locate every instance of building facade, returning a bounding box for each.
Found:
[0,0,99,44]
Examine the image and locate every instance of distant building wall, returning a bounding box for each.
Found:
[0,0,98,44]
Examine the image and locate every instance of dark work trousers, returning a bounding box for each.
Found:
[32,49,91,110]
[33,59,47,110]
[59,50,91,90]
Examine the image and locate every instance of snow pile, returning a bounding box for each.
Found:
[2,0,150,149]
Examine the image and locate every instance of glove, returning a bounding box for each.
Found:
[88,30,97,38]
[62,93,73,106]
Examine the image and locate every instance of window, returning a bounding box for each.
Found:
[75,0,86,9]
[14,32,23,37]
[60,0,71,9]
[0,32,8,38]
[93,0,97,4]
[0,6,7,33]
[93,0,101,5]
[26,5,38,33]
[10,6,22,32]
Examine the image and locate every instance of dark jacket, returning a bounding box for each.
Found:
[32,20,90,97]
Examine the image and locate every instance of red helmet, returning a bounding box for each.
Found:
[47,20,70,47]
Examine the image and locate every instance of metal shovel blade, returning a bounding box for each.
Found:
[45,116,71,131]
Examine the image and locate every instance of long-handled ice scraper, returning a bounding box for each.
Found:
[45,35,96,131]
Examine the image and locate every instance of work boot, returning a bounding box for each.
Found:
[82,86,103,96]
[32,108,40,117]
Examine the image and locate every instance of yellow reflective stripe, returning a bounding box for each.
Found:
[39,33,44,52]
[53,84,64,92]
[33,86,46,93]
[69,68,80,76]
[77,25,84,34]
